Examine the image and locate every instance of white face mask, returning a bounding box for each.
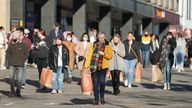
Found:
[67,37,72,41]
[83,37,88,41]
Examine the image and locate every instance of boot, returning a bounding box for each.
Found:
[15,89,21,97]
[100,98,105,105]
[9,85,15,97]
[163,83,167,90]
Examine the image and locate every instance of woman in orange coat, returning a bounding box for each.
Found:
[63,33,76,83]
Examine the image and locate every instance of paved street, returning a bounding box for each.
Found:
[0,66,191,108]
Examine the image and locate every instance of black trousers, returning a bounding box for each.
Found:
[110,70,120,93]
[35,58,48,80]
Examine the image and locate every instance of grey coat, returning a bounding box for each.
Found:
[109,41,125,71]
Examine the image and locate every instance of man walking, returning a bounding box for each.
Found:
[6,31,29,97]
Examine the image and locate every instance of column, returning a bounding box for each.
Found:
[151,0,157,4]
[73,0,87,38]
[121,13,133,41]
[168,0,173,10]
[159,23,169,42]
[10,0,25,27]
[163,0,168,8]
[41,0,56,34]
[99,6,111,40]
[0,0,10,33]
[142,18,153,34]
[173,0,178,11]
[157,0,163,6]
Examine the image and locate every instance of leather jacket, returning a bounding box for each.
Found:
[48,44,69,72]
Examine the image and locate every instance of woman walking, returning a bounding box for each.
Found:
[123,32,141,88]
[75,33,91,70]
[109,34,125,95]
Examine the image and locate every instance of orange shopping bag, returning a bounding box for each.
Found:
[81,68,93,95]
[40,68,53,88]
[135,63,143,82]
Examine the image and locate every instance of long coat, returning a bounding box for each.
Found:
[109,41,125,71]
[75,41,91,70]
[63,41,76,70]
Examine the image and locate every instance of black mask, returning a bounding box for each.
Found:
[114,43,118,46]
[12,39,17,42]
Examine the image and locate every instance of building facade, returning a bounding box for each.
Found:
[1,0,181,40]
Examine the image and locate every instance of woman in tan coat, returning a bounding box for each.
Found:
[75,33,91,70]
[63,33,76,83]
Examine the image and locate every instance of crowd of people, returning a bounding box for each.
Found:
[0,23,192,105]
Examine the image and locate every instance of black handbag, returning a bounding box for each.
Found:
[78,56,85,62]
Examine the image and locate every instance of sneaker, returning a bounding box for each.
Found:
[128,84,132,88]
[181,68,184,71]
[58,90,62,94]
[167,83,171,90]
[177,69,181,72]
[163,83,167,90]
[51,90,57,94]
[124,79,128,87]
[0,67,6,70]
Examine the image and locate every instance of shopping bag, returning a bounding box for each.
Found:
[152,65,163,82]
[40,68,53,88]
[106,71,124,81]
[135,63,143,82]
[81,68,93,95]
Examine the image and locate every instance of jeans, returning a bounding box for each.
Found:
[142,51,150,68]
[52,66,64,90]
[92,69,107,101]
[176,51,185,69]
[124,59,137,85]
[9,66,23,93]
[163,58,173,84]
[110,70,120,92]
[21,60,27,85]
[66,67,72,78]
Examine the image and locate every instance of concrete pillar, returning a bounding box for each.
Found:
[121,13,133,41]
[159,23,169,42]
[99,6,111,40]
[173,0,178,11]
[157,0,163,6]
[142,18,153,34]
[10,0,25,27]
[73,0,87,38]
[168,0,173,10]
[41,0,56,34]
[151,0,157,4]
[0,0,10,33]
[163,0,168,8]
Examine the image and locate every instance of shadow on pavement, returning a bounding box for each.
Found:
[141,83,162,89]
[60,98,93,105]
[0,78,10,84]
[0,90,10,97]
[26,79,39,88]
[171,83,192,92]
[72,76,81,85]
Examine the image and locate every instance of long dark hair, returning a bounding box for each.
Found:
[80,32,90,42]
[39,28,46,36]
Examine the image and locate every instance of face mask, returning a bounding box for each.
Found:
[67,37,72,41]
[83,37,88,41]
[12,39,17,42]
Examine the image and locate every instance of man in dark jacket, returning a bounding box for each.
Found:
[48,37,69,94]
[6,31,29,97]
[158,32,176,90]
[49,23,63,45]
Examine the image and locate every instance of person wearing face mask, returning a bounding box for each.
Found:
[48,37,69,94]
[75,33,91,70]
[6,31,29,97]
[109,33,125,95]
[158,32,176,90]
[63,33,76,83]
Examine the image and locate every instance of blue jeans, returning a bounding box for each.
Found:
[92,69,107,101]
[21,60,27,85]
[124,59,137,85]
[176,51,185,69]
[52,66,64,90]
[142,51,150,67]
[163,58,173,84]
[66,67,72,78]
[9,66,23,92]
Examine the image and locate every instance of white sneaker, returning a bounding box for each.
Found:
[128,84,132,88]
[51,90,57,94]
[124,80,128,87]
[177,69,181,72]
[181,68,184,71]
[58,90,63,94]
[163,83,167,90]
[167,83,171,90]
[172,65,175,69]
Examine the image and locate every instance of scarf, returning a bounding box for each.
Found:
[90,42,105,72]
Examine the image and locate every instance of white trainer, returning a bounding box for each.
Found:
[124,79,128,87]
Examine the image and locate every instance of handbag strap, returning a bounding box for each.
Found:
[130,47,142,63]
